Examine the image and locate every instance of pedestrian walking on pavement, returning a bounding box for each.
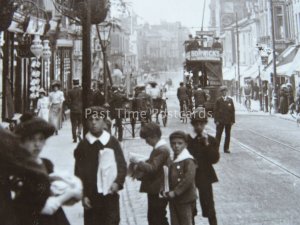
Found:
[187,110,220,225]
[67,79,83,143]
[74,106,127,225]
[130,122,170,225]
[214,86,235,153]
[162,131,197,225]
[177,82,189,119]
[14,117,82,225]
[37,88,50,122]
[49,81,65,135]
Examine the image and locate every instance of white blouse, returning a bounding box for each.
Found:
[49,90,65,104]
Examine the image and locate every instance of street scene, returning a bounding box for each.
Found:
[1,0,300,225]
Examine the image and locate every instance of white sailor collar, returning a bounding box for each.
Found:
[154,139,167,149]
[85,130,111,145]
[174,148,194,163]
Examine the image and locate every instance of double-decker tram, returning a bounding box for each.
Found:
[184,32,223,113]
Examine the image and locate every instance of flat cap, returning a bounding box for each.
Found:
[169,131,188,142]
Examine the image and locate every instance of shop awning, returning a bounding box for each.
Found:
[276,62,293,76]
[242,64,259,79]
[287,48,300,76]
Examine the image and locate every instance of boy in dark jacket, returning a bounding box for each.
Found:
[74,106,127,225]
[130,122,170,225]
[163,131,197,225]
[187,111,220,225]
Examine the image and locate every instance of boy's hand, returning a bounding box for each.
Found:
[167,191,176,199]
[41,197,61,215]
[82,197,92,209]
[159,191,169,199]
[202,130,209,146]
[109,183,119,193]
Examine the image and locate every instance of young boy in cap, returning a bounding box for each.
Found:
[74,106,127,225]
[130,122,170,225]
[187,110,220,225]
[163,131,197,225]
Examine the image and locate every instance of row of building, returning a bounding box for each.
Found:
[0,0,188,123]
[210,0,300,98]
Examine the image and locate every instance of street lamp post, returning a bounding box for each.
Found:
[96,22,112,104]
[270,0,278,113]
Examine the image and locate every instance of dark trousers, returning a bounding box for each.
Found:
[84,194,120,225]
[147,194,169,225]
[70,112,82,141]
[198,184,217,225]
[216,123,232,151]
[170,200,195,225]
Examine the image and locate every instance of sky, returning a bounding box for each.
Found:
[128,0,211,29]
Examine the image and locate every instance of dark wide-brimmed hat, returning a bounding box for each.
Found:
[85,106,110,119]
[0,128,50,178]
[169,131,188,142]
[15,118,55,139]
[219,86,228,92]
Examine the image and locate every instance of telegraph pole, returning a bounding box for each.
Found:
[270,0,278,113]
[236,13,241,103]
[82,0,91,134]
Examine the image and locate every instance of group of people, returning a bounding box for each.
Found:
[72,105,220,225]
[36,80,65,135]
[177,82,208,118]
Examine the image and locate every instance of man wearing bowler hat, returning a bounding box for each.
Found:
[68,78,83,143]
[214,86,235,153]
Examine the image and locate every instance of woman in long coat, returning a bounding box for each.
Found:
[49,81,65,134]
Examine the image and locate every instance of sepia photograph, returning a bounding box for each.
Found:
[0,0,299,224]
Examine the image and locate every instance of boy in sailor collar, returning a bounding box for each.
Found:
[74,106,127,225]
[162,131,197,225]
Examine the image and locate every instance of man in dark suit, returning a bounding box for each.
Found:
[67,79,83,143]
[177,82,189,118]
[188,110,219,225]
[214,86,235,153]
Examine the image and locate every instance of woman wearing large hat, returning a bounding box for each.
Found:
[49,80,65,134]
[37,88,50,122]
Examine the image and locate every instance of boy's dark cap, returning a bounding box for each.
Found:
[169,131,188,142]
[15,118,55,139]
[85,106,109,119]
[190,108,208,124]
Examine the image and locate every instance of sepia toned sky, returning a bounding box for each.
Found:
[129,0,211,28]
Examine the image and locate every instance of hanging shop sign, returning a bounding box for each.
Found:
[26,16,47,35]
[185,49,221,62]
